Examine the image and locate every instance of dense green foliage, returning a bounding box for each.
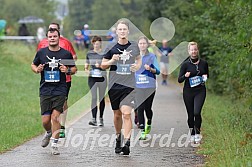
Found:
[145,0,252,104]
[64,0,252,104]
[2,0,251,101]
[65,0,149,37]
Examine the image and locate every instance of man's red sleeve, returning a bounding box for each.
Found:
[37,39,48,51]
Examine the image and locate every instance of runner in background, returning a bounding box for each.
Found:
[85,36,107,127]
[135,36,160,140]
[158,39,172,86]
[178,41,209,144]
[106,27,117,43]
[81,24,91,49]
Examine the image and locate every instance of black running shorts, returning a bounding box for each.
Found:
[108,87,135,110]
[40,96,66,115]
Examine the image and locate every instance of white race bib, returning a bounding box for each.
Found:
[136,74,149,84]
[90,69,102,77]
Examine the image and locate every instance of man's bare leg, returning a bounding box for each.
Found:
[114,109,123,153]
[51,109,61,155]
[59,100,68,138]
[120,105,133,155]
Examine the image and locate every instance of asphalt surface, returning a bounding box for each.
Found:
[0,80,204,167]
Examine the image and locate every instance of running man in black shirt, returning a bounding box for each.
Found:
[101,19,141,155]
[31,28,77,155]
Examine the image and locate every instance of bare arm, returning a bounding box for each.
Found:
[59,65,77,75]
[68,66,77,75]
[31,63,44,74]
[135,55,142,71]
[101,58,113,69]
[84,63,89,71]
[144,64,157,74]
[156,49,162,57]
[72,54,77,61]
[101,54,119,70]
[130,55,142,72]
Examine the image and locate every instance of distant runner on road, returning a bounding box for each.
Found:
[85,36,107,127]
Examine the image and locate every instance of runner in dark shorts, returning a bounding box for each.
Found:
[101,19,141,155]
[31,28,77,155]
[37,22,77,138]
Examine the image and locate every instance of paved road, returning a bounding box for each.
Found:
[0,80,204,167]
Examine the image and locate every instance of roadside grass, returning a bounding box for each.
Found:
[169,74,251,166]
[199,93,252,167]
[0,41,89,153]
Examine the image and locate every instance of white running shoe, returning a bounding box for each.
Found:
[41,131,52,147]
[88,118,97,126]
[194,134,202,143]
[51,143,60,155]
[190,135,195,143]
[98,118,104,127]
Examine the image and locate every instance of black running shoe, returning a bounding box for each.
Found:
[115,135,122,154]
[122,140,130,155]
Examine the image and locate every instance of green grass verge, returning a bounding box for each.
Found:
[199,93,252,167]
[0,41,89,153]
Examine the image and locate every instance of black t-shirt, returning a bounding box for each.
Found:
[178,58,209,89]
[33,47,75,96]
[159,46,173,63]
[86,50,106,77]
[103,41,140,89]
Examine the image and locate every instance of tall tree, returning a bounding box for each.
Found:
[90,0,125,30]
[119,0,149,36]
[0,0,56,35]
[67,0,93,32]
[143,0,252,100]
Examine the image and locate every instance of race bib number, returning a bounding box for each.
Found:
[45,71,60,82]
[136,74,149,84]
[116,63,131,75]
[90,69,102,77]
[189,76,203,87]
